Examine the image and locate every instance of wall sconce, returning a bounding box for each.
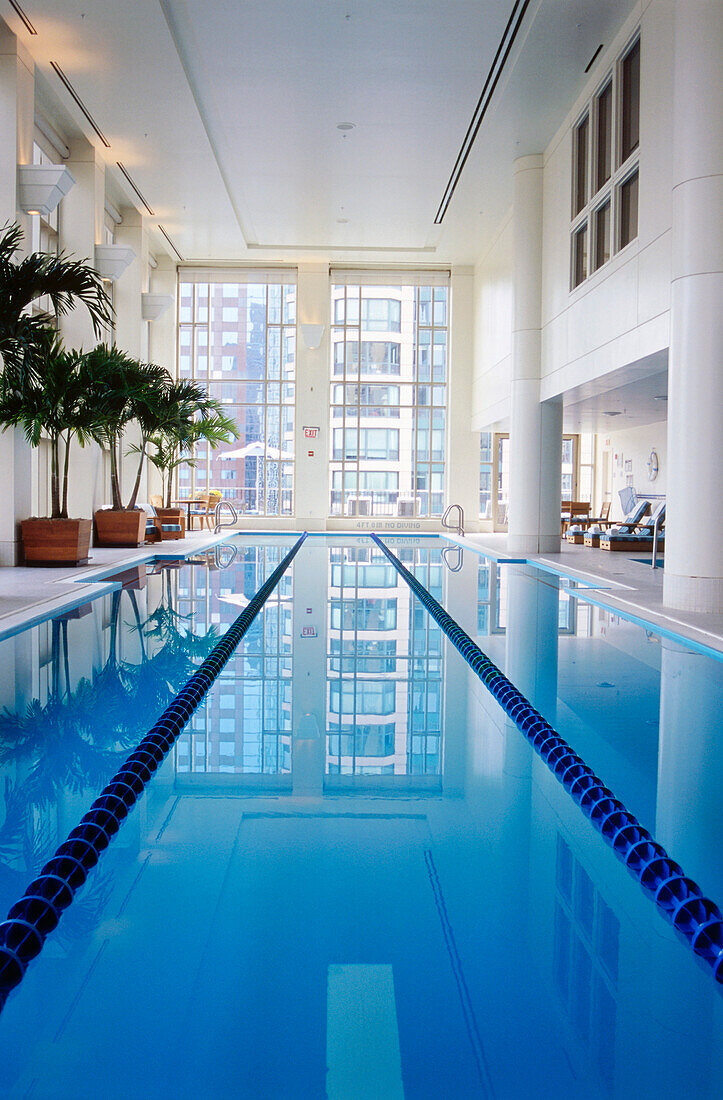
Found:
[94,245,136,281]
[300,323,325,350]
[294,713,321,740]
[141,293,173,321]
[17,164,75,217]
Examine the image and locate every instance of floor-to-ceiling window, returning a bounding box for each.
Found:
[329,275,449,518]
[480,431,597,528]
[177,273,296,515]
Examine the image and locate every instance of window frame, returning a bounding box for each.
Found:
[569,32,641,290]
[329,282,449,519]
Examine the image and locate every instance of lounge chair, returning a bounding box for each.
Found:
[599,502,665,552]
[582,499,650,547]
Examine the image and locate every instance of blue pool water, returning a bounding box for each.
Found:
[0,535,721,1098]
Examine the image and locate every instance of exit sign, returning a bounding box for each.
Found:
[304,426,319,439]
[301,625,317,638]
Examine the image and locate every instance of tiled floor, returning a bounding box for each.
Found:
[0,530,227,639]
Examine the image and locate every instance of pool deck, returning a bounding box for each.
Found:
[0,527,722,655]
[0,529,232,640]
[463,531,723,656]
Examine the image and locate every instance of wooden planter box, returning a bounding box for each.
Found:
[21,518,92,566]
[94,509,147,547]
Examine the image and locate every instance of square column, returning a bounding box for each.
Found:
[58,136,106,350]
[446,268,481,530]
[0,25,35,564]
[294,263,330,530]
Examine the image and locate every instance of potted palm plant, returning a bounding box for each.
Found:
[145,383,238,511]
[81,345,170,546]
[0,329,106,564]
[0,222,111,564]
[0,222,111,372]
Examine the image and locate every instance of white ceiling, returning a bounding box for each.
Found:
[6,0,635,264]
[563,352,669,433]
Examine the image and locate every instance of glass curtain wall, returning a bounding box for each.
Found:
[329,279,449,518]
[177,276,296,516]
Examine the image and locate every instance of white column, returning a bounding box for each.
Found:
[147,255,178,500]
[664,0,723,611]
[507,155,562,555]
[291,541,327,795]
[58,136,105,350]
[446,268,480,530]
[114,207,148,503]
[148,255,177,374]
[0,25,35,564]
[294,263,330,530]
[58,137,107,518]
[114,206,148,359]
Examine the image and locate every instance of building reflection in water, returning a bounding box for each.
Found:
[326,543,443,783]
[174,543,294,780]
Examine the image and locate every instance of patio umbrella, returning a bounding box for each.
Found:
[220,441,295,461]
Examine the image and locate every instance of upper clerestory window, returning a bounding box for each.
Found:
[570,33,641,290]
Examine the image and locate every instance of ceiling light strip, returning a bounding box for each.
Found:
[584,44,604,74]
[50,62,110,148]
[434,0,532,225]
[115,162,155,217]
[158,224,183,262]
[7,1,37,34]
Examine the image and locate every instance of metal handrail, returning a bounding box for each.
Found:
[214,543,238,570]
[441,545,464,573]
[651,512,663,570]
[442,503,464,536]
[214,499,238,533]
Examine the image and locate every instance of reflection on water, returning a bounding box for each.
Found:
[174,544,294,776]
[327,545,443,778]
[0,537,722,1099]
[0,565,219,928]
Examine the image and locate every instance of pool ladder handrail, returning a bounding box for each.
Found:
[442,503,464,536]
[214,499,238,533]
[651,510,663,570]
[213,543,238,570]
[441,545,464,572]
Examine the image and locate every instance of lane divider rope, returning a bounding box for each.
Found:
[371,532,723,984]
[0,533,308,1008]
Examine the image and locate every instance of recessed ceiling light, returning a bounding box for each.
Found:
[653,395,668,401]
[336,218,349,224]
[604,410,622,416]
[337,123,355,131]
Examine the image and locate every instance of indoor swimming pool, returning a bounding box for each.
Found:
[0,535,721,1099]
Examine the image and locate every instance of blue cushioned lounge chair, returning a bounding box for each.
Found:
[583,499,650,547]
[599,501,665,552]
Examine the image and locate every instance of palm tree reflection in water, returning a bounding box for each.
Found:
[0,572,219,947]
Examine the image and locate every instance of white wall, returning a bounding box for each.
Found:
[594,420,667,520]
[472,1,676,432]
[539,2,674,401]
[471,211,513,430]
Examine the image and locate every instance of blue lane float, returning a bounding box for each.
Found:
[0,533,308,1008]
[370,532,723,984]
